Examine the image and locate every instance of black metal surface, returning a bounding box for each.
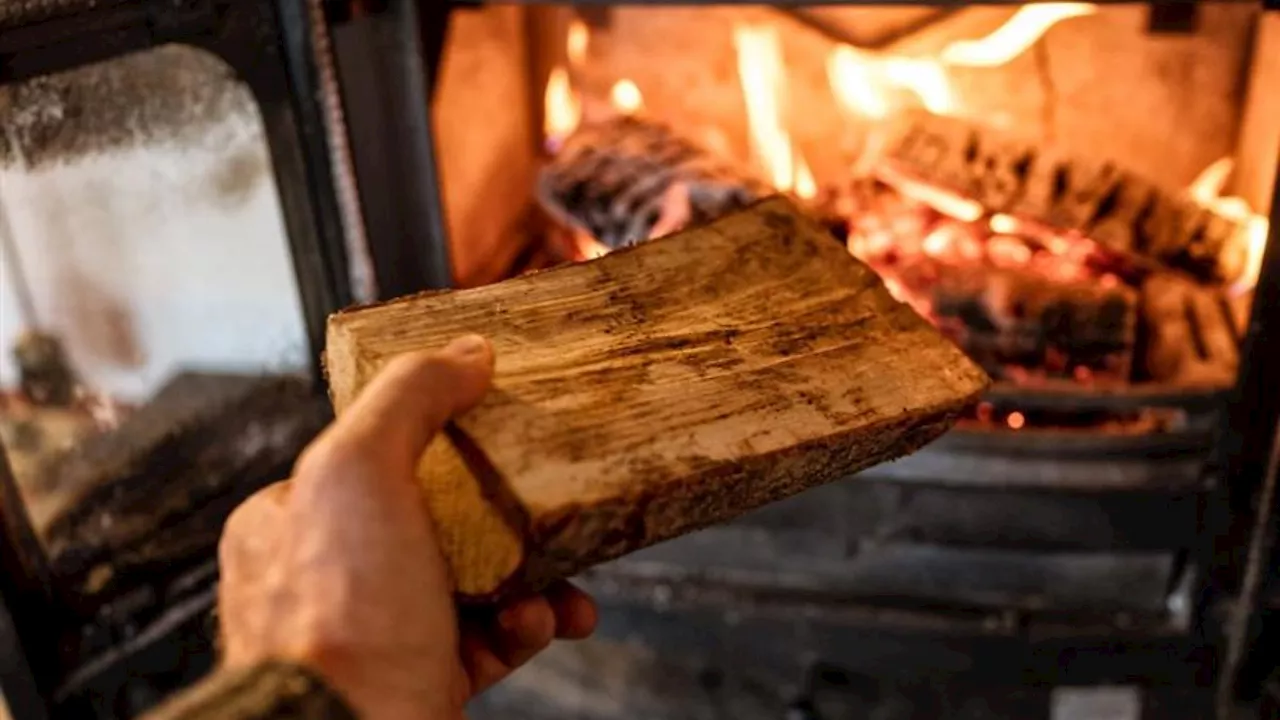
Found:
[600,530,1177,617]
[0,444,55,720]
[330,0,455,297]
[1147,1,1200,34]
[0,0,365,714]
[860,443,1208,492]
[571,580,1205,688]
[1212,152,1280,713]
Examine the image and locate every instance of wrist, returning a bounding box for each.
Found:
[287,639,465,720]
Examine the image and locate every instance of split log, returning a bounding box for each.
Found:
[538,116,769,249]
[1139,273,1244,387]
[922,264,1138,382]
[326,197,989,601]
[880,111,1250,284]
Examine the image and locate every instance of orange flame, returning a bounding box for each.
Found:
[1187,157,1270,293]
[942,3,1098,67]
[989,213,1020,235]
[795,154,817,200]
[544,65,581,150]
[882,57,954,115]
[827,46,953,118]
[610,79,644,115]
[828,45,889,119]
[734,23,815,197]
[828,4,1093,120]
[567,19,589,67]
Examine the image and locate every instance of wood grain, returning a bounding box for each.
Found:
[325,196,989,600]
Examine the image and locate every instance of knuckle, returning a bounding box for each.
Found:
[292,434,373,485]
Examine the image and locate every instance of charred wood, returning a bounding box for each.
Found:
[538,116,769,249]
[36,372,330,613]
[1139,273,1244,387]
[919,263,1137,383]
[882,111,1249,284]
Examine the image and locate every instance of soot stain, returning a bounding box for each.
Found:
[0,45,254,168]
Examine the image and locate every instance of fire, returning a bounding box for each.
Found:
[828,3,1094,119]
[828,46,889,119]
[1187,157,1270,292]
[989,213,1020,235]
[733,23,813,196]
[828,46,953,118]
[543,65,581,151]
[942,4,1098,67]
[567,19,589,67]
[794,154,817,200]
[882,57,954,116]
[610,79,644,115]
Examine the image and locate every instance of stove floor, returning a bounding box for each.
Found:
[468,636,1217,720]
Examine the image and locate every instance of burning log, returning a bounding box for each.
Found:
[881,111,1250,285]
[922,264,1138,383]
[1139,273,1244,387]
[325,197,989,600]
[538,116,769,249]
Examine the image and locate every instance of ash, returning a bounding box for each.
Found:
[0,45,255,168]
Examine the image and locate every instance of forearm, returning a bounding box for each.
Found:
[143,661,357,720]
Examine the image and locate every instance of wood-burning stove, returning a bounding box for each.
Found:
[0,2,1276,719]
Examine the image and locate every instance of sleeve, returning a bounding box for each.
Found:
[141,661,358,720]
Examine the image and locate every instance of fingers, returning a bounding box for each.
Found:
[459,595,554,694]
[296,334,494,483]
[458,584,598,694]
[219,481,293,667]
[219,481,292,573]
[545,581,598,640]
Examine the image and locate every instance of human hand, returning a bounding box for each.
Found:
[217,335,598,719]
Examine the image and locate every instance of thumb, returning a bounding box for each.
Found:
[299,334,495,481]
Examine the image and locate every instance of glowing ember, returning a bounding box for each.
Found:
[567,19,589,67]
[877,163,983,222]
[989,213,1020,235]
[942,3,1099,67]
[1186,157,1270,293]
[543,65,581,151]
[610,79,644,115]
[1006,411,1026,430]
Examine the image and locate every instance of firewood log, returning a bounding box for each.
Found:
[880,111,1249,285]
[1139,272,1242,387]
[325,197,989,601]
[921,264,1138,382]
[538,116,769,249]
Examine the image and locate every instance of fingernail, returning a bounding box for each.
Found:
[446,334,490,358]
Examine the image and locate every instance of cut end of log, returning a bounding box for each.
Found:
[419,437,525,598]
[326,196,989,601]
